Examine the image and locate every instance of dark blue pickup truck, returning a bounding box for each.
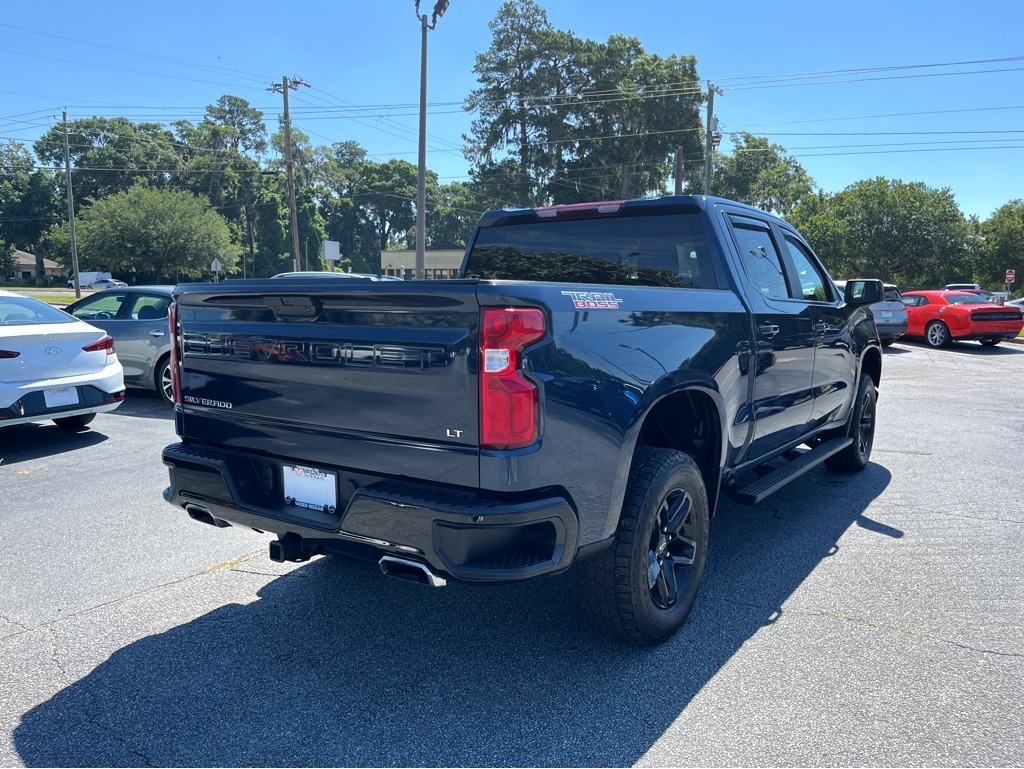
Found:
[161,195,883,644]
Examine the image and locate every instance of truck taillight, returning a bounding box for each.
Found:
[168,302,182,406]
[82,335,115,355]
[480,307,545,450]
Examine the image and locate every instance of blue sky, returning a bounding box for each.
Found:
[2,0,1021,220]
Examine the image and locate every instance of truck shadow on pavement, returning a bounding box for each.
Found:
[15,465,892,767]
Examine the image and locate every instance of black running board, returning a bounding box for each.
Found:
[726,437,852,505]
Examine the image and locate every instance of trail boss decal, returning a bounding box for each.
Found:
[561,291,623,309]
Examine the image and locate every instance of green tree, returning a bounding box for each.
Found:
[465,0,704,206]
[0,240,16,281]
[0,140,61,252]
[465,0,558,206]
[789,178,971,288]
[47,185,238,283]
[976,200,1024,293]
[553,35,703,203]
[427,181,481,250]
[317,142,375,272]
[33,118,180,210]
[355,159,418,255]
[713,133,814,215]
[248,183,292,277]
[202,95,268,157]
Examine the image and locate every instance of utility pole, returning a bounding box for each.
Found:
[63,111,81,297]
[674,147,684,196]
[703,83,723,196]
[269,76,310,271]
[415,0,450,280]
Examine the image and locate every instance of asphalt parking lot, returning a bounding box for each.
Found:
[1,339,1022,767]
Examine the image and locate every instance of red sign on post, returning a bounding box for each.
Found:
[1007,269,1016,284]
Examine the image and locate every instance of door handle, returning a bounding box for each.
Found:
[813,322,829,333]
[149,330,166,337]
[758,322,780,338]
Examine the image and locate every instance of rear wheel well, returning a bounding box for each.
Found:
[860,348,882,391]
[634,390,721,514]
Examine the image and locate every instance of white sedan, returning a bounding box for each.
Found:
[0,289,125,430]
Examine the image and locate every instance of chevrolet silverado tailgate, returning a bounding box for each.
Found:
[172,279,481,486]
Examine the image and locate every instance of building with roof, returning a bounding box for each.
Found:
[3,250,66,282]
[379,250,465,280]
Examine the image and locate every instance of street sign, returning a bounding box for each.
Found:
[1007,269,1015,284]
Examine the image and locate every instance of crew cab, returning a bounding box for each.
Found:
[160,196,883,644]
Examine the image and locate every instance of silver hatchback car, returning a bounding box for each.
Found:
[64,286,174,403]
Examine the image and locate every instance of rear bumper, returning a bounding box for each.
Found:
[0,381,125,427]
[162,442,579,583]
[874,318,907,341]
[954,328,1023,342]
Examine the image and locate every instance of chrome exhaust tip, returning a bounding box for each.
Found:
[379,555,447,587]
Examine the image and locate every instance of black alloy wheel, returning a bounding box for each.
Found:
[647,485,700,610]
[826,374,876,472]
[576,448,709,645]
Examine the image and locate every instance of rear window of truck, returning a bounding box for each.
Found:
[464,213,719,289]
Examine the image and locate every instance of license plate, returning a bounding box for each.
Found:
[44,386,79,408]
[283,464,338,514]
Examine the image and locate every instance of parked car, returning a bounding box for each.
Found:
[0,289,125,430]
[1006,298,1024,311]
[901,290,1024,348]
[836,280,907,346]
[64,286,174,403]
[271,271,402,281]
[67,271,113,289]
[91,279,129,290]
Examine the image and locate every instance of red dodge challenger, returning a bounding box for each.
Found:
[901,290,1024,348]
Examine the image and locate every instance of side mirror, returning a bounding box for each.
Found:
[843,279,883,306]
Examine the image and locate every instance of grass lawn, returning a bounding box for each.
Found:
[3,287,77,306]
[34,294,75,306]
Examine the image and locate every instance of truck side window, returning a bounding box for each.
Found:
[781,235,832,302]
[729,219,789,300]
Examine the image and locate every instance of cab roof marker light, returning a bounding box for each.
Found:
[533,201,625,220]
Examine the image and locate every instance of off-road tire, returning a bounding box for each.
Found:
[825,374,876,472]
[575,448,709,645]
